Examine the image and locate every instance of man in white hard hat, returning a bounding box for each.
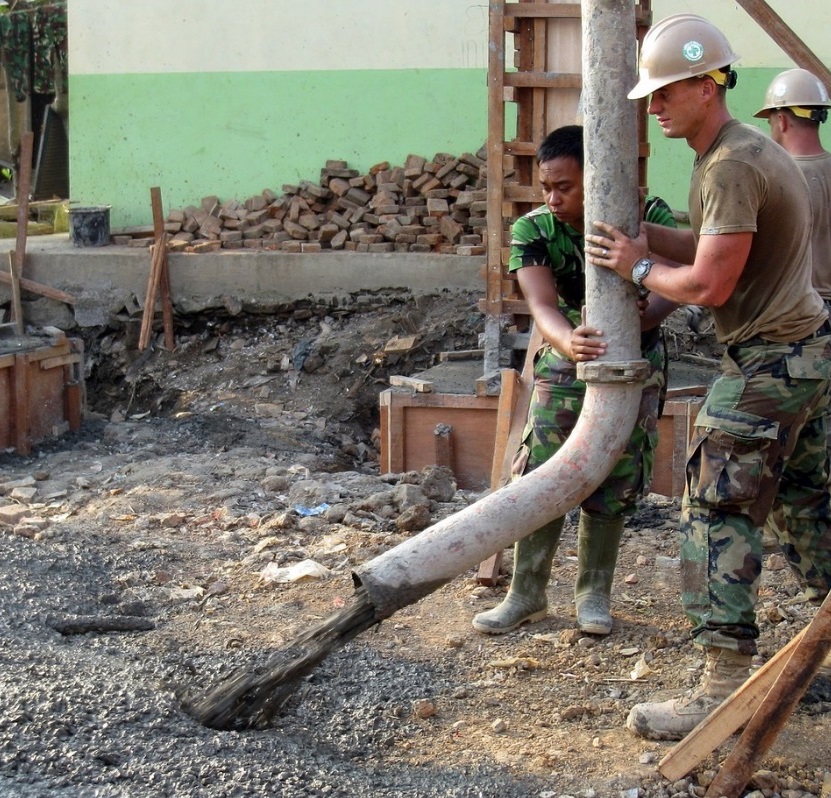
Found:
[755,68,831,550]
[755,67,831,303]
[584,14,831,742]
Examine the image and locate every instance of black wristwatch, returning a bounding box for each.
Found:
[631,258,654,289]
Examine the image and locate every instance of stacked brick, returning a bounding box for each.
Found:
[115,149,490,255]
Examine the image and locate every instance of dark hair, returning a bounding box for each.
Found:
[536,125,583,169]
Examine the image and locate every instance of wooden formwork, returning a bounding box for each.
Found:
[379,387,499,492]
[482,0,654,372]
[381,2,658,499]
[380,376,703,500]
[0,329,84,455]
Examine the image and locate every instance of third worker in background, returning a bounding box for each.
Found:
[754,67,831,304]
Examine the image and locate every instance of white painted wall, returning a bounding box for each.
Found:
[69,0,493,74]
[654,1,830,67]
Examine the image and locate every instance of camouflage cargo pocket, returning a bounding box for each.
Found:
[687,406,779,509]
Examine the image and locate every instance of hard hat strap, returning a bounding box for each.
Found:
[787,106,829,123]
[703,68,737,90]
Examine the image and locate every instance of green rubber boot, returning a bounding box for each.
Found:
[472,518,564,635]
[574,511,624,635]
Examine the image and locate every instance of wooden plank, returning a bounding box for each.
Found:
[734,0,831,92]
[64,381,82,432]
[389,375,433,393]
[138,233,168,350]
[8,131,34,335]
[386,399,406,474]
[504,3,582,20]
[478,297,531,316]
[13,352,30,455]
[150,186,175,350]
[38,353,81,370]
[503,184,543,203]
[475,369,503,398]
[504,141,539,157]
[486,0,507,319]
[703,595,831,798]
[478,324,545,584]
[439,349,484,362]
[494,323,543,492]
[0,262,76,304]
[658,626,808,781]
[489,369,521,490]
[0,198,65,222]
[434,423,454,472]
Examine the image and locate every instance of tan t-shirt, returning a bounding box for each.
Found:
[795,151,831,301]
[689,120,827,345]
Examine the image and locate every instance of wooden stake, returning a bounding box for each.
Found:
[477,323,545,584]
[0,263,76,304]
[704,594,831,798]
[8,131,34,335]
[150,186,175,350]
[138,234,167,350]
[658,625,808,780]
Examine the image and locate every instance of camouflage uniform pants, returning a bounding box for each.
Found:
[512,341,663,519]
[682,332,831,654]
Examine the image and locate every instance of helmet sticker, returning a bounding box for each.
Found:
[682,40,704,62]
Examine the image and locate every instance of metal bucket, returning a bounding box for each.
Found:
[68,205,111,247]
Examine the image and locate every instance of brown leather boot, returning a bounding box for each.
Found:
[626,647,752,741]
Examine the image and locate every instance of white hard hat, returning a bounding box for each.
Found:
[754,68,830,122]
[629,14,740,100]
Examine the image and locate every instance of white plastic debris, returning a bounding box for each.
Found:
[259,559,330,584]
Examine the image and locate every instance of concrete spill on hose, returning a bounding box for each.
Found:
[185,587,379,730]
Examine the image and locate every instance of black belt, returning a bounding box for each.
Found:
[741,318,831,348]
[796,318,831,342]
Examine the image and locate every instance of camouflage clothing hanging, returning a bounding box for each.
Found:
[0,0,67,102]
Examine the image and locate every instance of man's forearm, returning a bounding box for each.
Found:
[644,222,696,264]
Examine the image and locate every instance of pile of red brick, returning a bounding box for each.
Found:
[113,149,489,255]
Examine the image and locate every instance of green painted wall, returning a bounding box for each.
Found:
[67,1,831,228]
[646,68,831,212]
[69,69,488,228]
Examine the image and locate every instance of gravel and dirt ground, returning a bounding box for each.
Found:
[1,289,830,798]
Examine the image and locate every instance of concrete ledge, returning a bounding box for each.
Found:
[0,235,486,326]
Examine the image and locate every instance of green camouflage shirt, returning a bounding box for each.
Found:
[508,195,676,327]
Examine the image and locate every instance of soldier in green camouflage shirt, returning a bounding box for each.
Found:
[472,125,679,638]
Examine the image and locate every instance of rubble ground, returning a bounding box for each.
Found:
[0,290,829,798]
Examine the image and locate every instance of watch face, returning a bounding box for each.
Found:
[633,259,652,285]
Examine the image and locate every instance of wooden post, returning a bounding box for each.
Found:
[477,320,543,584]
[150,186,175,350]
[138,235,167,350]
[8,131,34,335]
[13,352,30,455]
[658,625,808,780]
[734,0,831,91]
[434,423,455,472]
[0,265,76,304]
[703,594,831,798]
